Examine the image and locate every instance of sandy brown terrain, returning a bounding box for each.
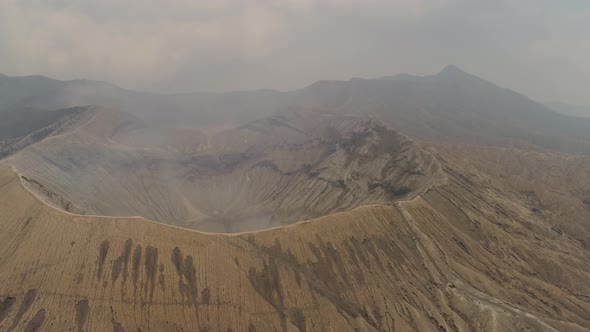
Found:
[1,148,589,331]
[431,143,590,248]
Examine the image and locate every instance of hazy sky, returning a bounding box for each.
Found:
[1,0,589,104]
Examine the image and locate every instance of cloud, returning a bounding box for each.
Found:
[0,0,589,104]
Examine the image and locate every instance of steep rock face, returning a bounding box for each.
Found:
[0,106,92,160]
[7,109,443,232]
[432,144,590,248]
[0,158,588,331]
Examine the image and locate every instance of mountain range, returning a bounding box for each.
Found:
[0,66,589,331]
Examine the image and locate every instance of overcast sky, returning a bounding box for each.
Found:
[1,0,589,104]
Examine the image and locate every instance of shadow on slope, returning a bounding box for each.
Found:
[0,153,588,331]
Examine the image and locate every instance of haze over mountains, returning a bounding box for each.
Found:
[546,101,590,118]
[3,65,590,154]
[1,66,590,331]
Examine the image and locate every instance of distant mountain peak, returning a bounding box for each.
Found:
[438,64,469,77]
[435,65,493,87]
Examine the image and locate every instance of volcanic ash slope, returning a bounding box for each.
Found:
[0,150,589,330]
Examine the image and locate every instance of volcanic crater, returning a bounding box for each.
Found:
[8,107,444,233]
